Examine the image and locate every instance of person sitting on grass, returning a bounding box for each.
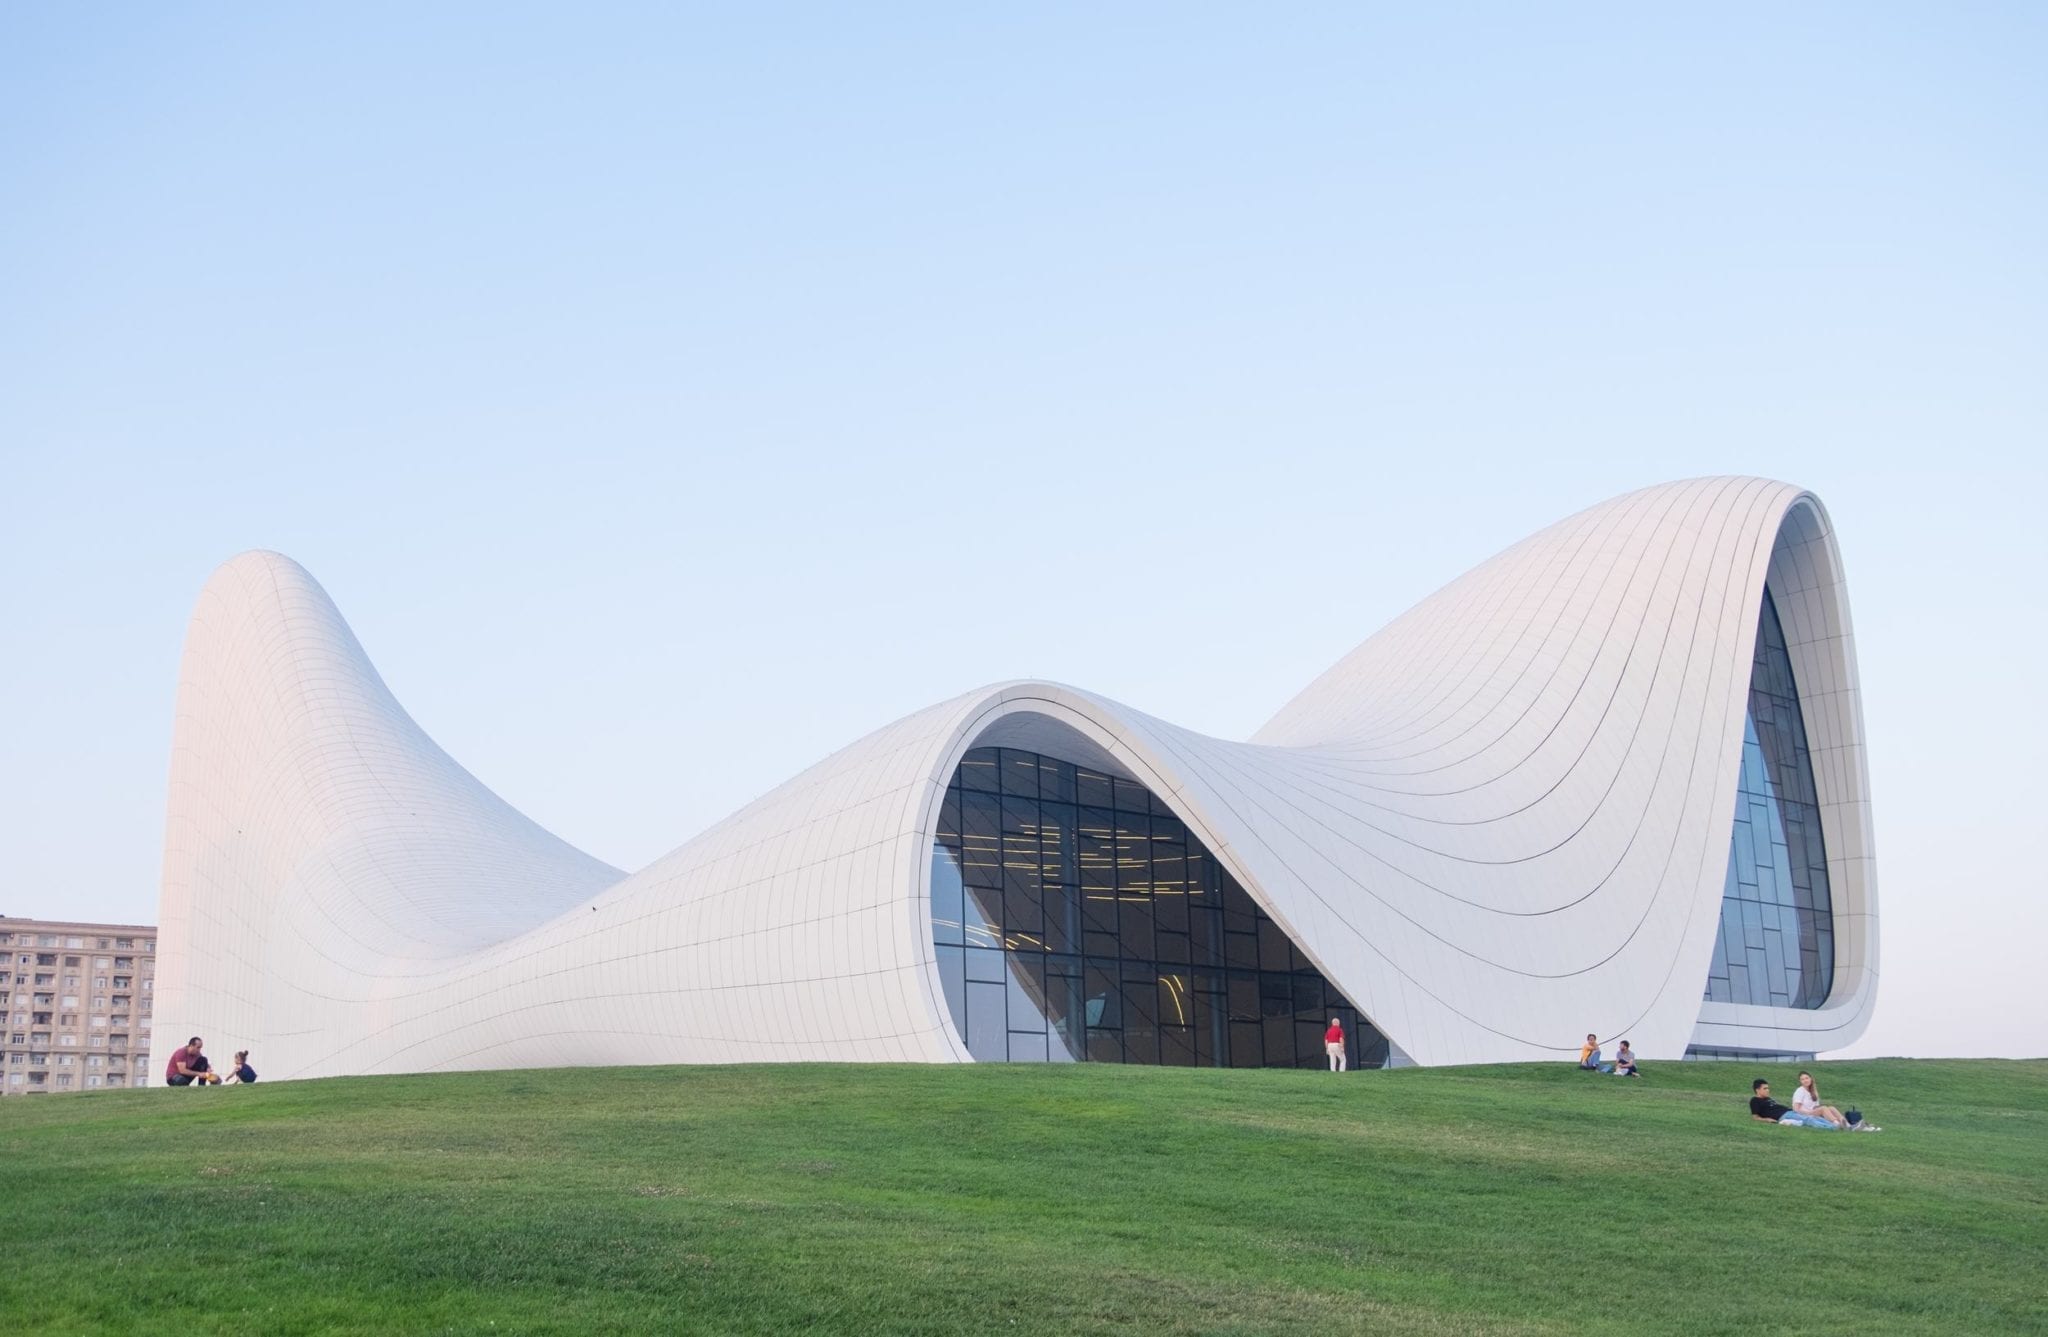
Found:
[224,1050,258,1085]
[1793,1070,1873,1130]
[1577,1034,1612,1072]
[1611,1040,1639,1077]
[164,1036,218,1087]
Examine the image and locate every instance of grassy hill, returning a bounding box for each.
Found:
[1,1058,2041,1335]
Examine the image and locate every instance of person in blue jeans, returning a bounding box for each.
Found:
[1750,1077,1845,1129]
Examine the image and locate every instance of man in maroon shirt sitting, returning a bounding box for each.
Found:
[165,1036,216,1087]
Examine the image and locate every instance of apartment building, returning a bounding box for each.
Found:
[1,916,157,1095]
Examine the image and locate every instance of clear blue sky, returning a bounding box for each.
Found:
[2,6,2041,1058]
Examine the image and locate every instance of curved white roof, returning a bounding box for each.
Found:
[151,476,1876,1077]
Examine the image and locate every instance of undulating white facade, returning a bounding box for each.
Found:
[151,476,1877,1080]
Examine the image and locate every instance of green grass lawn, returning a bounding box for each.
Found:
[2,1058,2042,1335]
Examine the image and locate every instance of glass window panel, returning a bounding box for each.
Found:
[1075,767,1114,808]
[1082,891,1120,957]
[1001,797,1043,897]
[1227,973,1261,1023]
[963,885,1002,949]
[966,982,1008,1061]
[961,792,1003,887]
[1043,884,1081,955]
[931,847,965,947]
[1121,978,1159,1065]
[1258,918,1294,972]
[1153,849,1190,928]
[966,946,1007,983]
[1156,972,1192,1028]
[1039,802,1080,887]
[1113,777,1151,813]
[1263,1016,1295,1067]
[1000,749,1040,798]
[1005,885,1045,951]
[936,788,963,845]
[961,748,1001,793]
[1078,808,1118,891]
[1221,876,1260,936]
[1007,1031,1050,1063]
[1087,1029,1122,1062]
[1007,957,1051,1035]
[1193,990,1224,1066]
[1085,963,1120,1029]
[1159,1027,1196,1067]
[1119,892,1155,961]
[937,945,965,1040]
[1037,756,1076,805]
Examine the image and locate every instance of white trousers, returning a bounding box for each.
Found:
[1326,1041,1346,1072]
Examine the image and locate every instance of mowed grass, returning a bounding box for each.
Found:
[1,1059,2042,1335]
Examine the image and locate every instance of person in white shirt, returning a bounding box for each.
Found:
[1792,1070,1850,1128]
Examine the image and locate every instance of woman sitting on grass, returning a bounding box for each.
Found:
[1793,1070,1850,1128]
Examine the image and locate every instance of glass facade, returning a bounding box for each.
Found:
[931,746,1390,1068]
[1703,590,1835,1009]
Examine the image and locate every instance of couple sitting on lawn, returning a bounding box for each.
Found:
[1750,1073,1878,1131]
[1577,1034,1639,1077]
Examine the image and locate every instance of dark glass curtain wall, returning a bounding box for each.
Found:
[931,746,1390,1068]
[1703,589,1836,1009]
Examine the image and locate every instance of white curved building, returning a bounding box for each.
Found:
[150,476,1877,1080]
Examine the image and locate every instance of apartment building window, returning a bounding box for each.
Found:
[67,938,84,949]
[95,958,110,969]
[60,1035,77,1046]
[107,1073,124,1086]
[142,979,153,993]
[65,954,81,966]
[145,941,155,952]
[116,939,133,949]
[90,1036,104,1047]
[61,995,78,1009]
[91,1016,107,1028]
[6,1074,20,1087]
[55,1075,71,1089]
[86,1055,103,1068]
[113,974,132,987]
[114,958,133,970]
[56,1054,74,1066]
[7,1054,19,1065]
[86,1076,102,1088]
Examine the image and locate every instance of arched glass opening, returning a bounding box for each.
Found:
[931,745,1390,1067]
[1703,589,1835,1008]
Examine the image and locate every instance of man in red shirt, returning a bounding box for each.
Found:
[165,1036,215,1087]
[1324,1018,1346,1072]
